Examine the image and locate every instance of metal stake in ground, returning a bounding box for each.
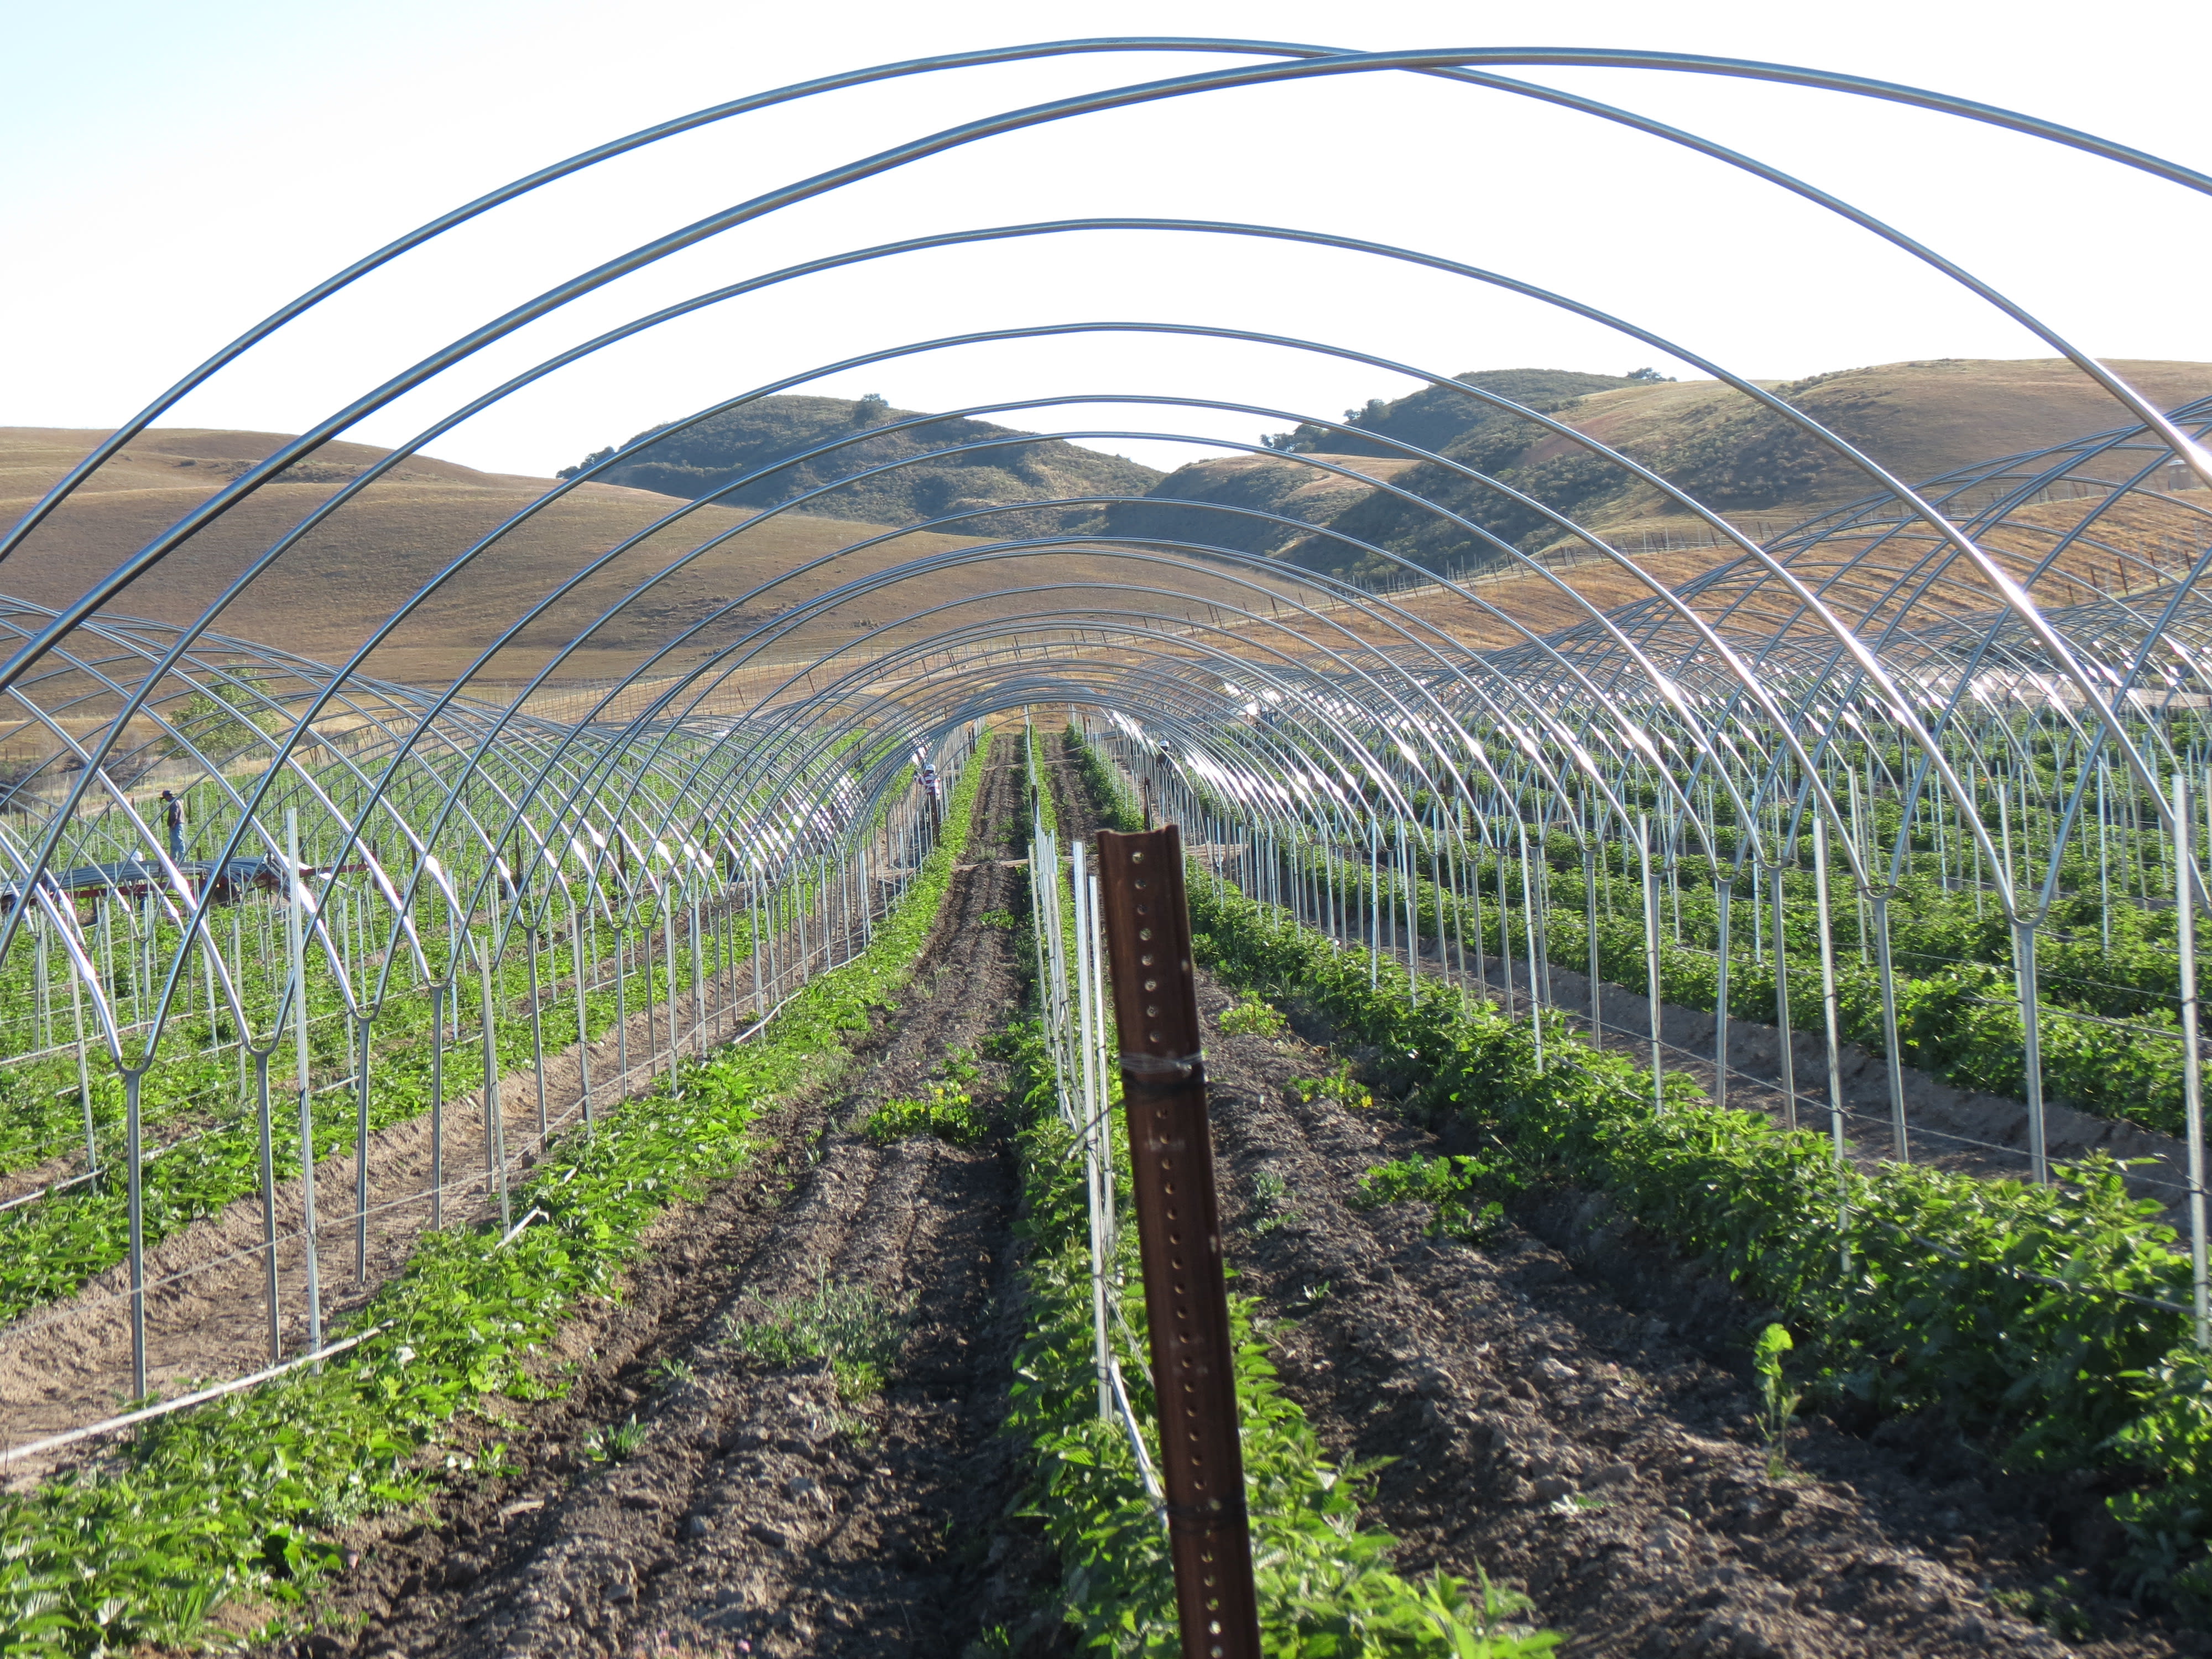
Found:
[1094,824,1262,1659]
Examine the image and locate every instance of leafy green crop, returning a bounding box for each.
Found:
[997,1004,1556,1653]
[1180,864,2212,1603]
[725,1267,911,1401]
[860,1079,986,1146]
[0,745,989,1656]
[1750,1324,1801,1478]
[1293,1062,1373,1112]
[1217,993,1288,1038]
[1307,826,2203,1135]
[1352,1155,1511,1244]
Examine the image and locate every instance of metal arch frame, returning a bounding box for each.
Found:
[11,32,2208,593]
[4,35,2208,852]
[6,253,2195,953]
[2,41,2201,913]
[1,39,2210,1391]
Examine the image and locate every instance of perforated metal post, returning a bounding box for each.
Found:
[1095,825,1262,1659]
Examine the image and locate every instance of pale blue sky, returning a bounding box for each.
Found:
[5,0,2206,479]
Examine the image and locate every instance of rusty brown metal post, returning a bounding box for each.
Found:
[1094,823,1262,1659]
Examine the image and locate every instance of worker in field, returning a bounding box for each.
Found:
[160,790,184,864]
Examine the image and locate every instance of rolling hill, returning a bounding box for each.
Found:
[9,357,2209,704]
[566,394,1162,537]
[1119,359,2212,583]
[0,427,1202,696]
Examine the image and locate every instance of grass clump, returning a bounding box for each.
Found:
[1248,1169,1298,1236]
[1293,1061,1373,1110]
[727,1269,910,1400]
[582,1413,649,1464]
[862,1080,986,1146]
[1216,993,1287,1038]
[1353,1154,1515,1244]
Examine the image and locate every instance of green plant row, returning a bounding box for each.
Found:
[992,1014,1554,1657]
[1024,730,1552,1653]
[0,841,846,1324]
[0,747,985,1657]
[1178,869,2212,1605]
[0,735,888,1180]
[1304,830,2201,1135]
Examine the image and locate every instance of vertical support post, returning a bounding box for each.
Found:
[1873,894,1909,1161]
[481,936,510,1229]
[1089,868,1115,1252]
[2176,773,2210,1349]
[529,909,547,1150]
[665,885,682,1080]
[1811,815,1849,1172]
[356,1013,372,1282]
[285,808,323,1355]
[430,980,447,1227]
[1714,878,1731,1113]
[749,870,764,1024]
[2015,916,2048,1186]
[690,885,705,1050]
[255,1050,279,1361]
[1367,821,1379,989]
[34,911,49,1054]
[70,957,93,1177]
[1094,826,1262,1659]
[1772,859,1796,1131]
[1404,828,1418,993]
[1072,841,1112,1425]
[1496,819,1515,1015]
[1584,841,1600,1049]
[125,1071,145,1399]
[1640,815,1663,1107]
[1518,816,1543,1073]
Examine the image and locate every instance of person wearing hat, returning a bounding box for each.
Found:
[160,790,184,864]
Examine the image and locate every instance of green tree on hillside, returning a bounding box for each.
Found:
[163,675,283,765]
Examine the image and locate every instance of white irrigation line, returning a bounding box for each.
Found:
[0,1166,97,1214]
[0,1324,383,1468]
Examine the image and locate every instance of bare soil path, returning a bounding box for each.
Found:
[0,867,879,1478]
[1043,733,2196,1657]
[278,738,1057,1659]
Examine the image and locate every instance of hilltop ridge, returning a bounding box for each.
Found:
[566,394,1162,537]
[1123,358,2212,582]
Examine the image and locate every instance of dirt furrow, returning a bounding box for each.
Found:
[288,738,1049,1659]
[1186,991,2083,1656]
[1031,731,2193,1655]
[0,871,876,1475]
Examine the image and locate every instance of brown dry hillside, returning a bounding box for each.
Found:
[0,429,1239,694]
[1149,358,2212,583]
[12,357,2205,697]
[576,392,1162,534]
